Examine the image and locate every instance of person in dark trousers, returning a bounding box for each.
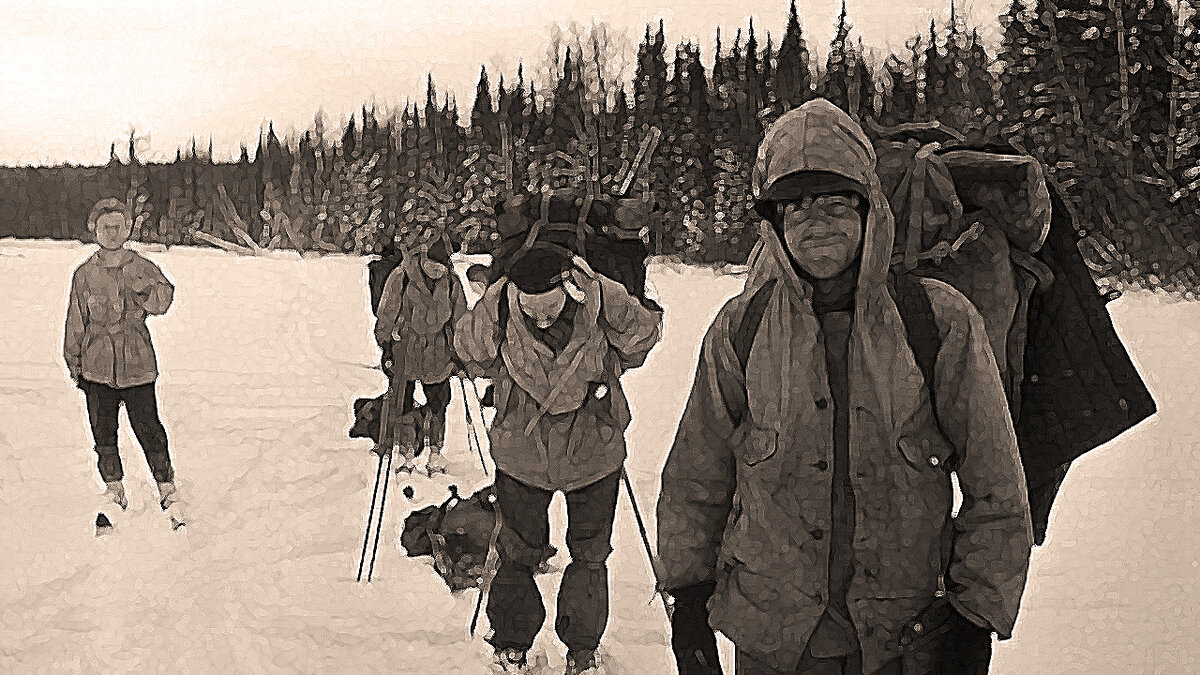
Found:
[64,198,179,530]
[455,240,663,674]
[374,241,468,475]
[656,100,1034,675]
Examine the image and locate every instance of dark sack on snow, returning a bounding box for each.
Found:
[401,484,501,592]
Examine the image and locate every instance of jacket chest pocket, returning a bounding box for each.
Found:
[896,434,956,474]
[87,293,122,324]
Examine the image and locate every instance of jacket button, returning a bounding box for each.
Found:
[913,622,924,634]
[1030,374,1039,383]
[928,456,940,467]
[816,460,829,471]
[815,398,829,410]
[811,528,825,540]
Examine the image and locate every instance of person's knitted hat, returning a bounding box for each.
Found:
[87,198,130,231]
[466,263,491,285]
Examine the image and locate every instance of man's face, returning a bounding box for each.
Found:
[420,254,447,279]
[517,286,566,328]
[779,193,865,279]
[94,211,132,250]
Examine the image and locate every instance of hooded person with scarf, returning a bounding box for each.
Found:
[374,241,468,475]
[454,223,663,673]
[656,100,1034,675]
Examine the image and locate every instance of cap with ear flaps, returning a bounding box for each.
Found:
[507,247,571,294]
[752,170,870,222]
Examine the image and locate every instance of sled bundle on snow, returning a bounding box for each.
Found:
[400,483,556,592]
[400,484,499,592]
[863,120,1157,543]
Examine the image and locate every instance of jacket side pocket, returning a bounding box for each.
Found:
[733,424,778,467]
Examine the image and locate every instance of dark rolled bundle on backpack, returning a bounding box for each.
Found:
[490,189,650,300]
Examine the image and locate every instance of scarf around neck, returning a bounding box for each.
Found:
[397,257,454,337]
[500,281,609,417]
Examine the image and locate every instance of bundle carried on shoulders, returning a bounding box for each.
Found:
[489,188,651,302]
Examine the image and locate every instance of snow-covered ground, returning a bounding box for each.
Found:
[0,239,1196,674]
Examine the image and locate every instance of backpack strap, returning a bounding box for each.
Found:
[728,274,943,433]
[725,279,777,427]
[888,272,939,401]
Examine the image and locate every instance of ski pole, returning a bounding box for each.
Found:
[366,449,394,583]
[364,373,401,583]
[620,468,673,619]
[356,450,387,582]
[455,375,488,476]
[359,374,398,582]
[470,492,504,636]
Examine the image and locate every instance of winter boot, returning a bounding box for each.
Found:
[425,444,447,477]
[96,481,127,536]
[491,647,530,673]
[564,649,597,675]
[157,481,178,509]
[396,444,419,474]
[104,481,129,510]
[158,481,186,530]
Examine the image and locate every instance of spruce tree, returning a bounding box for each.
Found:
[775,0,814,110]
[471,65,500,147]
[821,0,853,113]
[745,19,763,137]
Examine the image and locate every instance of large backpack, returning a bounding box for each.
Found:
[734,122,1155,543]
[400,484,501,592]
[399,484,556,591]
[490,188,651,302]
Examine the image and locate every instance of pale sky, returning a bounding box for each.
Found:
[0,0,1007,166]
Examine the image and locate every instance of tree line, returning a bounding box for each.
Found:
[2,0,1198,292]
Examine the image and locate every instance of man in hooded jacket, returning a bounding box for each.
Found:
[656,99,1034,675]
[455,241,663,674]
[374,242,468,474]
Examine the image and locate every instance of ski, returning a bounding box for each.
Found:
[95,512,115,537]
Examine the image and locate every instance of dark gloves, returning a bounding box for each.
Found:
[668,581,723,675]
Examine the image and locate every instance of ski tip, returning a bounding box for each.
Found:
[96,512,115,537]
